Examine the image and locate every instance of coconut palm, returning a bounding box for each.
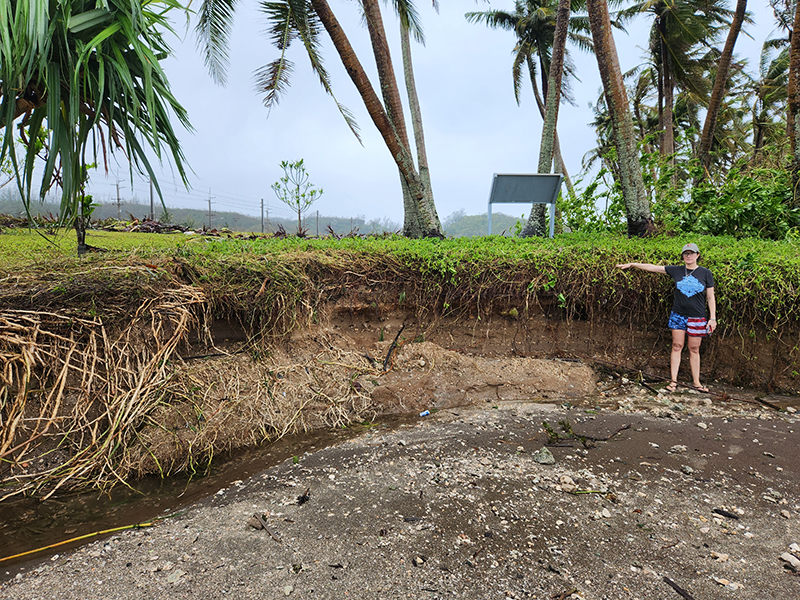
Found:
[788,0,800,201]
[198,0,442,237]
[517,0,572,236]
[750,43,789,162]
[586,0,654,236]
[0,0,191,255]
[465,0,593,204]
[618,0,733,165]
[697,0,749,176]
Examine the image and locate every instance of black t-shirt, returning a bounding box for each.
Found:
[664,265,714,318]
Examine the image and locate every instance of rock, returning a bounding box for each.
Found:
[669,445,688,454]
[711,552,729,562]
[412,556,426,567]
[781,510,792,519]
[696,422,708,430]
[780,552,800,572]
[681,465,694,475]
[789,543,800,554]
[283,584,294,596]
[533,447,555,465]
[558,475,577,493]
[166,569,185,584]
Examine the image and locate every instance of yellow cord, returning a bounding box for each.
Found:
[0,521,155,564]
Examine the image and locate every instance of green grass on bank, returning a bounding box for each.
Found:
[1,229,798,336]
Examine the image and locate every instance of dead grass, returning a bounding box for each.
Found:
[0,289,383,499]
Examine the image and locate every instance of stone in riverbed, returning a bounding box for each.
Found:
[533,447,555,465]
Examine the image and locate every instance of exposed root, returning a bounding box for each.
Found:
[0,301,383,499]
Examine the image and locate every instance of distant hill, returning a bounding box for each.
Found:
[443,210,525,237]
[0,193,525,238]
[0,195,400,235]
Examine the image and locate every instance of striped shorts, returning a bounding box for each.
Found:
[668,312,709,337]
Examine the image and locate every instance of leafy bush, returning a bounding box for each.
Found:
[658,167,798,239]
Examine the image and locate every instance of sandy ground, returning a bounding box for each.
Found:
[2,382,799,600]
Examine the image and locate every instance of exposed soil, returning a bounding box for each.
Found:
[2,383,799,600]
[2,285,800,599]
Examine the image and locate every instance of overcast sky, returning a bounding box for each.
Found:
[85,1,778,226]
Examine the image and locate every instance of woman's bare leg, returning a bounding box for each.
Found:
[670,329,685,384]
[687,335,703,387]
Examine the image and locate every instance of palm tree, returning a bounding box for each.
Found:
[750,43,789,162]
[618,0,733,165]
[466,0,593,205]
[788,0,800,202]
[0,0,191,255]
[697,0,749,177]
[198,0,442,237]
[586,0,654,236]
[519,0,572,236]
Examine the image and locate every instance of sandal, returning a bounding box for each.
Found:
[693,384,709,393]
[665,381,678,393]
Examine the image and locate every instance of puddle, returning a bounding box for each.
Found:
[0,419,408,577]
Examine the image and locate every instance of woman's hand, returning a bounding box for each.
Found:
[707,318,717,334]
[616,263,633,269]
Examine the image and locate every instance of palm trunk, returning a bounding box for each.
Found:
[521,0,570,237]
[586,0,653,237]
[698,0,747,178]
[400,25,434,204]
[788,0,800,205]
[309,0,441,237]
[361,0,441,237]
[400,21,440,235]
[526,57,575,199]
[660,33,675,161]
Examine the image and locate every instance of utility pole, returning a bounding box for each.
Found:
[261,198,264,234]
[115,179,122,219]
[149,178,154,221]
[316,210,319,237]
[207,189,213,230]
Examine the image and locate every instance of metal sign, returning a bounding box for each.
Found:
[487,173,563,237]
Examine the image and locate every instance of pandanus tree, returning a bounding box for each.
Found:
[0,0,191,255]
[197,0,442,237]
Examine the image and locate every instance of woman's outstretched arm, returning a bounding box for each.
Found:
[616,262,667,274]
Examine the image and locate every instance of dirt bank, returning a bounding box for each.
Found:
[2,381,799,600]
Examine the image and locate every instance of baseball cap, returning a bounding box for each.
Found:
[681,243,700,254]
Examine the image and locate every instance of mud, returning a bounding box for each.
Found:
[2,381,799,600]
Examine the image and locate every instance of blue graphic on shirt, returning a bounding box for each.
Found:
[677,275,705,297]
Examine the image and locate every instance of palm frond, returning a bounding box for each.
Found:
[195,0,238,85]
[254,58,296,110]
[391,0,424,44]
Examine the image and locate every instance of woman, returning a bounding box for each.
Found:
[617,243,717,392]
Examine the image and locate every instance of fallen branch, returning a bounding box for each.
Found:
[663,577,696,600]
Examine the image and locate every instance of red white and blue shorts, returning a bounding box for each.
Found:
[668,312,709,337]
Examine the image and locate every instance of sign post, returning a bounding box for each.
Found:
[487,173,563,238]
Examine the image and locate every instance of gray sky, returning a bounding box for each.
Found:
[85,1,777,226]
